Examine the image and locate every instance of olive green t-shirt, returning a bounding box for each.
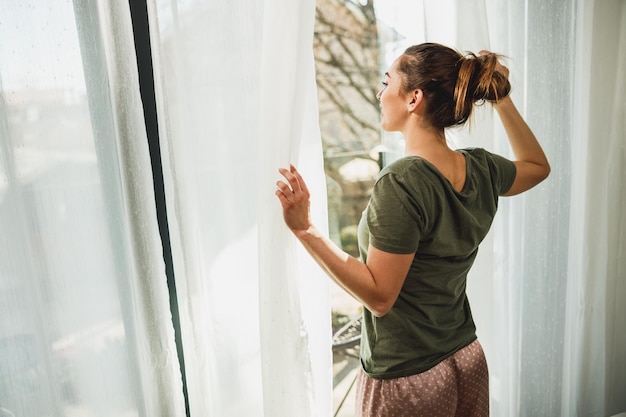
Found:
[357,147,516,379]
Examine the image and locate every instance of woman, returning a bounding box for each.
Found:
[276,43,549,416]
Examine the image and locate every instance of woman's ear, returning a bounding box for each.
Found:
[407,89,424,111]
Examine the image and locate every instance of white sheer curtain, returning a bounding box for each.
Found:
[379,0,626,415]
[146,0,331,416]
[485,1,625,415]
[0,1,185,416]
[562,1,626,415]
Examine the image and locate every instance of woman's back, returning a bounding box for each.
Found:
[356,147,516,379]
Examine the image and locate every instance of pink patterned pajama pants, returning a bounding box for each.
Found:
[355,339,489,417]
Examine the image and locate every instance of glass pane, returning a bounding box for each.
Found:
[314,1,426,414]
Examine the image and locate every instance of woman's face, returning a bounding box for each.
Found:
[376,58,409,132]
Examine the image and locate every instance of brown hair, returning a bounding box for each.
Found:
[397,43,510,129]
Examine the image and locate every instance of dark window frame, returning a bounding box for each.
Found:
[127,2,190,416]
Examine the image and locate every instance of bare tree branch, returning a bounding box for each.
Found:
[314,0,381,154]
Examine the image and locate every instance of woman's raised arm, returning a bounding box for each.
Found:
[495,96,551,196]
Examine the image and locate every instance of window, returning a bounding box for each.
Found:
[313,1,424,413]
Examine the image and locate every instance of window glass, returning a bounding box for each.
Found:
[313,1,426,413]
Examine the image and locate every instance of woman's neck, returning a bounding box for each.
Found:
[402,125,451,159]
[402,125,467,192]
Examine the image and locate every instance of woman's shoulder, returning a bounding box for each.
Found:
[460,147,513,169]
[373,157,445,203]
[378,156,433,179]
[459,147,488,160]
[461,146,511,161]
[460,147,517,194]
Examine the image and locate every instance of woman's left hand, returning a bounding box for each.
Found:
[276,165,312,234]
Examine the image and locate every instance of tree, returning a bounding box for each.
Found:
[314,0,380,155]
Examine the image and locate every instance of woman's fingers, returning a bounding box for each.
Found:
[275,165,312,232]
[289,165,310,197]
[278,167,298,192]
[276,174,297,208]
[275,187,291,208]
[276,177,293,195]
[277,165,309,199]
[479,50,510,78]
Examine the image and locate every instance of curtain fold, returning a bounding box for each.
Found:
[147,0,331,415]
[0,1,185,416]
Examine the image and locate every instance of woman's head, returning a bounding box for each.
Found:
[393,43,510,129]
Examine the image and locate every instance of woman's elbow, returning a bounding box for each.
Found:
[506,161,551,196]
[531,160,551,185]
[368,299,395,318]
[539,161,552,182]
[534,162,551,189]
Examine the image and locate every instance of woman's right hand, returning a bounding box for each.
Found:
[275,165,312,235]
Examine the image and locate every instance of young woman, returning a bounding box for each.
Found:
[275,43,549,416]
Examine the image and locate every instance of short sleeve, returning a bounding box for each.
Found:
[366,172,423,254]
[485,151,517,195]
